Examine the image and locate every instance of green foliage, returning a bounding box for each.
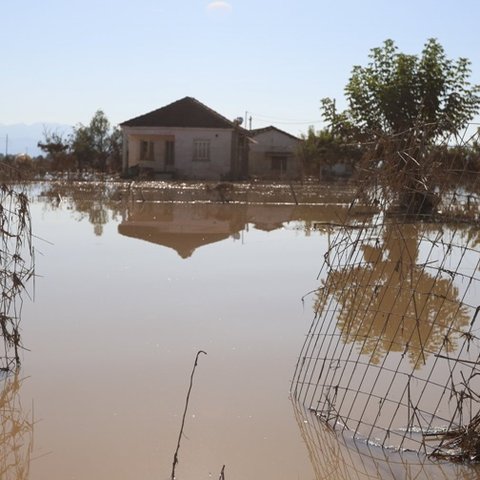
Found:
[71,110,121,172]
[37,128,73,172]
[320,38,480,214]
[324,38,480,143]
[38,111,123,173]
[37,129,69,156]
[108,127,123,172]
[299,125,362,177]
[320,98,358,141]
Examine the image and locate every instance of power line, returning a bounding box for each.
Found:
[250,112,323,124]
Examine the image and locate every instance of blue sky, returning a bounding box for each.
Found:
[2,0,480,136]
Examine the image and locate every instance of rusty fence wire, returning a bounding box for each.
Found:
[292,124,480,460]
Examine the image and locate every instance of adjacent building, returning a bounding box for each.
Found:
[248,126,301,179]
[120,97,302,180]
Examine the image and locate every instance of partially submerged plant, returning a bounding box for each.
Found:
[0,184,34,371]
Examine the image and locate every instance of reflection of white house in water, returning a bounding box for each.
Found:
[246,204,298,231]
[118,203,247,259]
[118,202,356,258]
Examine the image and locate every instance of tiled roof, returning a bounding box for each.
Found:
[120,97,238,129]
[249,125,301,141]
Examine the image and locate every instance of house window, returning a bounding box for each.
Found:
[165,141,175,166]
[193,140,210,161]
[271,155,287,172]
[140,140,154,161]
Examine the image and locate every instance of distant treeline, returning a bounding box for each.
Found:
[0,110,122,180]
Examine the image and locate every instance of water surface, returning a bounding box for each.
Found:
[2,182,480,479]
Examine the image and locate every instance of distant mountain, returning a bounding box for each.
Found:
[0,123,73,157]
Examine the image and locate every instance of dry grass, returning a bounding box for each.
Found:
[0,184,34,371]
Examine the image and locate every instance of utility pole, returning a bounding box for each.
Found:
[244,111,253,130]
[331,99,336,134]
[5,134,8,156]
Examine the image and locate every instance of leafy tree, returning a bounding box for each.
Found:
[37,128,74,171]
[38,112,122,174]
[299,126,321,176]
[71,110,112,171]
[322,39,480,214]
[107,126,123,172]
[299,125,362,178]
[37,128,69,156]
[326,38,480,142]
[70,124,92,171]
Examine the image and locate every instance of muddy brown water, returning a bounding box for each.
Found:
[2,181,480,479]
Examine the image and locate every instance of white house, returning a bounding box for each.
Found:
[120,97,249,180]
[248,126,301,179]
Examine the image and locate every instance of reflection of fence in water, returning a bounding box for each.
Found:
[0,372,33,479]
[293,214,480,456]
[292,127,480,459]
[292,400,478,479]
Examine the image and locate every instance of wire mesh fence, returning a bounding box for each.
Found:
[292,124,480,459]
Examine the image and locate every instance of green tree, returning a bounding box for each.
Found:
[327,38,480,141]
[299,126,321,176]
[71,110,112,171]
[322,39,480,214]
[107,126,123,172]
[38,111,122,174]
[299,125,362,178]
[37,128,74,171]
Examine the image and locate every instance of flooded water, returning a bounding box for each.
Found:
[2,181,480,479]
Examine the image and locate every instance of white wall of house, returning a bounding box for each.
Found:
[122,126,235,180]
[249,129,301,179]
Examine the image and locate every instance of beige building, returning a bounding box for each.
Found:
[248,126,301,179]
[120,97,249,180]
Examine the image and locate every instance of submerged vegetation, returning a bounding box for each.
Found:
[0,184,34,371]
[291,38,480,466]
[317,38,480,215]
[293,88,480,463]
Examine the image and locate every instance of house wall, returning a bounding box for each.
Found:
[249,129,301,179]
[122,126,235,180]
[127,133,174,171]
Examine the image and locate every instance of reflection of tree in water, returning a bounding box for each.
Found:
[89,201,109,236]
[0,372,33,479]
[40,182,128,236]
[315,222,470,368]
